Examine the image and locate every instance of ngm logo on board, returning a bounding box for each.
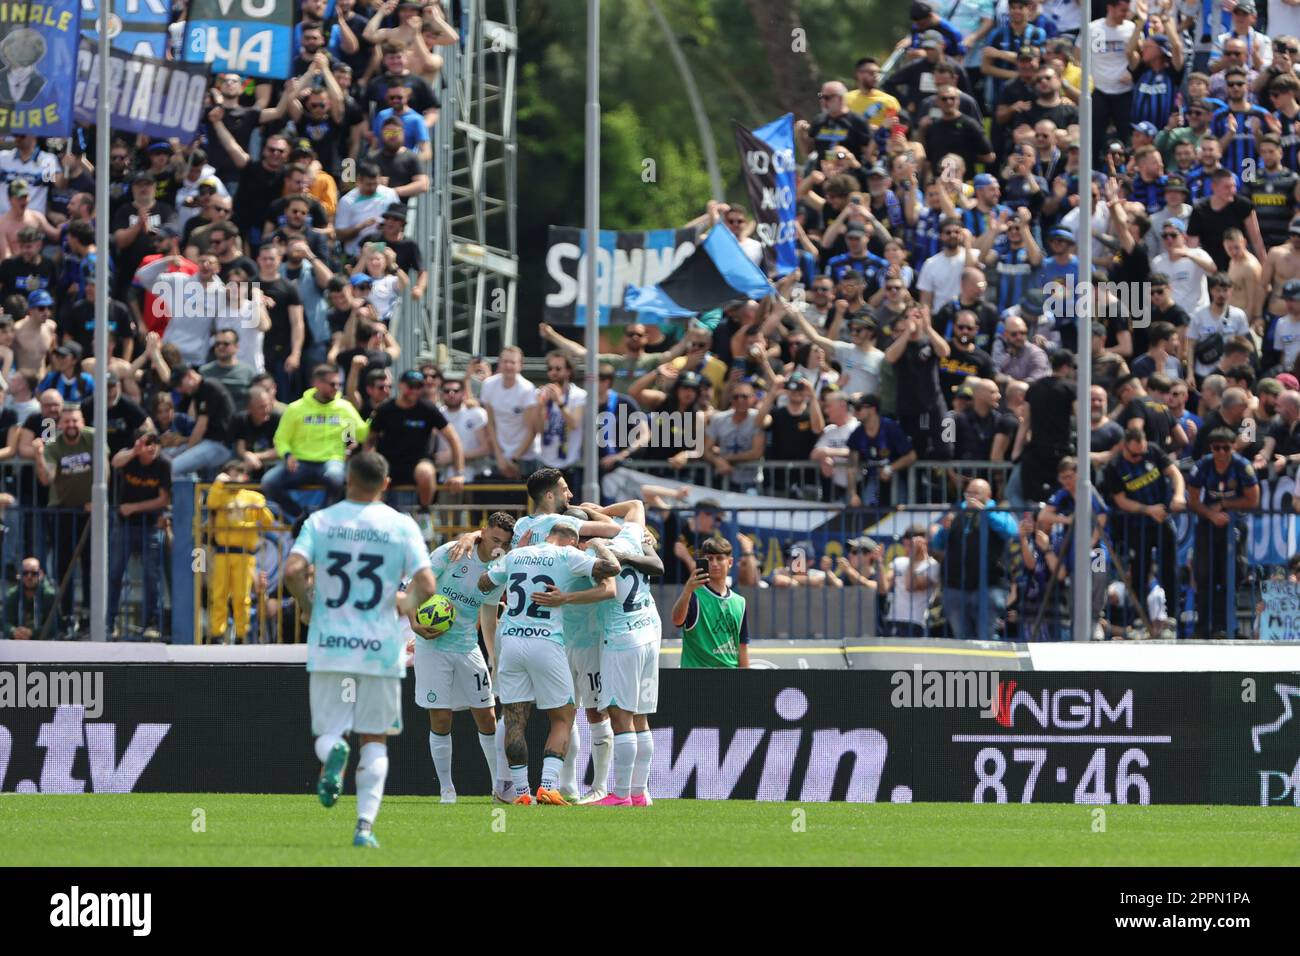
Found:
[990,680,1135,729]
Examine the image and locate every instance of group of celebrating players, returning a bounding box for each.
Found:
[283,456,663,848]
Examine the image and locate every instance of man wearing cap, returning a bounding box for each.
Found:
[0,179,57,258]
[1152,217,1214,311]
[1270,279,1300,371]
[786,299,883,396]
[847,393,917,508]
[981,0,1046,106]
[0,225,57,304]
[11,290,55,374]
[1211,0,1272,75]
[1127,25,1183,130]
[882,29,974,119]
[826,221,890,290]
[991,46,1043,148]
[168,363,237,480]
[1139,176,1192,260]
[37,342,93,403]
[367,368,463,539]
[962,174,1011,240]
[111,171,178,299]
[174,149,229,230]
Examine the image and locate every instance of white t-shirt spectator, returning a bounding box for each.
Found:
[814,418,859,489]
[1186,303,1251,379]
[364,275,401,324]
[706,407,764,486]
[917,249,968,311]
[740,235,762,266]
[832,342,884,396]
[479,373,538,461]
[538,384,587,470]
[334,184,400,256]
[437,404,491,476]
[0,147,58,214]
[888,555,940,626]
[1273,313,1300,370]
[1151,251,1209,312]
[1089,18,1136,94]
[215,297,266,373]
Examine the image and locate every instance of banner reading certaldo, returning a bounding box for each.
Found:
[0,1,81,136]
[73,40,210,140]
[183,0,292,80]
[734,114,798,275]
[80,0,170,58]
[544,225,696,326]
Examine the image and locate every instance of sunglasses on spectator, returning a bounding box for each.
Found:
[1227,81,1247,87]
[726,217,745,226]
[818,93,839,100]
[1280,44,1298,54]
[441,385,461,394]
[1161,232,1179,239]
[21,569,39,576]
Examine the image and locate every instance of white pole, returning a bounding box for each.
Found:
[89,0,111,641]
[582,0,601,505]
[1073,22,1094,643]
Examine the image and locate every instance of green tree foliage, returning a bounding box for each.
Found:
[514,0,908,329]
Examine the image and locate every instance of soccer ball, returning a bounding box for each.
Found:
[416,594,456,635]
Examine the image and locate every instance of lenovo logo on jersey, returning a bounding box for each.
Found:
[317,635,383,651]
[991,680,1134,730]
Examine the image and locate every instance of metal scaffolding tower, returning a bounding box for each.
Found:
[419,0,519,366]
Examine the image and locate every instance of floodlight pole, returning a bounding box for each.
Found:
[582,0,601,505]
[1073,22,1094,643]
[89,1,111,641]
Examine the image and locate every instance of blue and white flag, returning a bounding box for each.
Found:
[623,221,774,318]
[0,0,82,136]
[545,225,696,326]
[735,113,798,275]
[184,0,293,80]
[81,0,170,58]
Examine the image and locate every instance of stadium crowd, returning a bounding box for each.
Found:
[3,0,1300,643]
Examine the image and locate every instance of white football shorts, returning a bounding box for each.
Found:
[309,671,403,736]
[596,641,660,715]
[497,635,574,710]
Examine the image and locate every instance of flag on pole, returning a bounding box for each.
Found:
[623,221,773,318]
[734,114,798,275]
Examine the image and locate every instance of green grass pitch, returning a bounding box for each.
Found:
[3,795,1300,866]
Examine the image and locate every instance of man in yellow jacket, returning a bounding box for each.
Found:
[261,363,370,521]
[206,460,277,643]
